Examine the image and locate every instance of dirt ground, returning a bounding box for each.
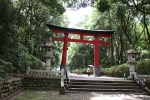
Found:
[6,90,150,100]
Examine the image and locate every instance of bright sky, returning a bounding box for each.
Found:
[65,6,92,28]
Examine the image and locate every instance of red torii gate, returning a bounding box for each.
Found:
[47,24,114,76]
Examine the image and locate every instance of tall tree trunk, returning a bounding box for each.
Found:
[143,14,150,44]
[110,36,114,65]
[108,11,115,65]
[118,32,124,64]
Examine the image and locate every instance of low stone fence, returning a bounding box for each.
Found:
[26,67,61,78]
[138,75,150,82]
[0,78,23,99]
[24,67,63,90]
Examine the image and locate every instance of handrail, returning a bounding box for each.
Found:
[65,70,70,91]
[132,73,150,94]
[132,73,145,89]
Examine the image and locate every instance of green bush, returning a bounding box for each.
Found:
[115,64,129,77]
[135,60,150,75]
[29,55,45,70]
[101,64,129,77]
[101,68,109,75]
[71,59,150,77]
[108,66,116,77]
[0,59,15,81]
[101,59,150,77]
[0,58,15,73]
[81,68,88,74]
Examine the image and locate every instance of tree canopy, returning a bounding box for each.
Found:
[0,0,150,73]
[67,0,150,70]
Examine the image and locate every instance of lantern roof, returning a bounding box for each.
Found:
[125,45,138,54]
[43,38,55,48]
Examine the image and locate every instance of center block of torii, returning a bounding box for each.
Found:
[46,24,114,76]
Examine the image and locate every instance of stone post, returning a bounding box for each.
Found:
[26,66,30,75]
[125,45,138,79]
[43,38,55,70]
[60,68,65,94]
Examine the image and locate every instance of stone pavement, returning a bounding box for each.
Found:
[15,90,150,100]
[69,73,129,81]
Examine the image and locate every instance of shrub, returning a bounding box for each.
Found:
[0,59,15,81]
[108,66,116,77]
[101,64,129,77]
[81,68,88,74]
[0,58,15,73]
[29,55,45,70]
[135,60,150,75]
[101,59,150,77]
[115,64,129,77]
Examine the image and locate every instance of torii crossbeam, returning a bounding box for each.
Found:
[47,24,114,76]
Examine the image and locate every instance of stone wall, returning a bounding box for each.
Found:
[0,78,23,99]
[23,77,61,90]
[0,77,61,99]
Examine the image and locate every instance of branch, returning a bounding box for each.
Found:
[132,0,150,14]
[121,0,150,14]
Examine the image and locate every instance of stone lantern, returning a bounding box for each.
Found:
[43,38,55,70]
[125,45,138,79]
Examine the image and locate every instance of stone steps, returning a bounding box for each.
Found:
[69,85,140,89]
[68,88,143,92]
[69,82,138,86]
[66,78,148,94]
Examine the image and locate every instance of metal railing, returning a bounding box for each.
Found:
[132,73,150,94]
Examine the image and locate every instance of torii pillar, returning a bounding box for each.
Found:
[60,33,68,72]
[94,36,100,76]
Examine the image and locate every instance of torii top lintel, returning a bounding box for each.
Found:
[46,24,114,37]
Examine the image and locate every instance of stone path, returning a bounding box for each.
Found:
[69,73,130,81]
[15,90,150,100]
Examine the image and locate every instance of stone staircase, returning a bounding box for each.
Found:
[66,78,148,94]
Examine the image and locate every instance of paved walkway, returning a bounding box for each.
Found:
[69,73,130,81]
[15,90,150,100]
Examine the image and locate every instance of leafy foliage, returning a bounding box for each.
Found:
[0,59,15,73]
[0,0,24,59]
[135,60,150,75]
[29,55,45,70]
[68,44,94,70]
[0,0,65,74]
[68,0,150,71]
[96,0,110,12]
[101,64,129,77]
[1,0,150,77]
[0,59,15,81]
[101,59,150,77]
